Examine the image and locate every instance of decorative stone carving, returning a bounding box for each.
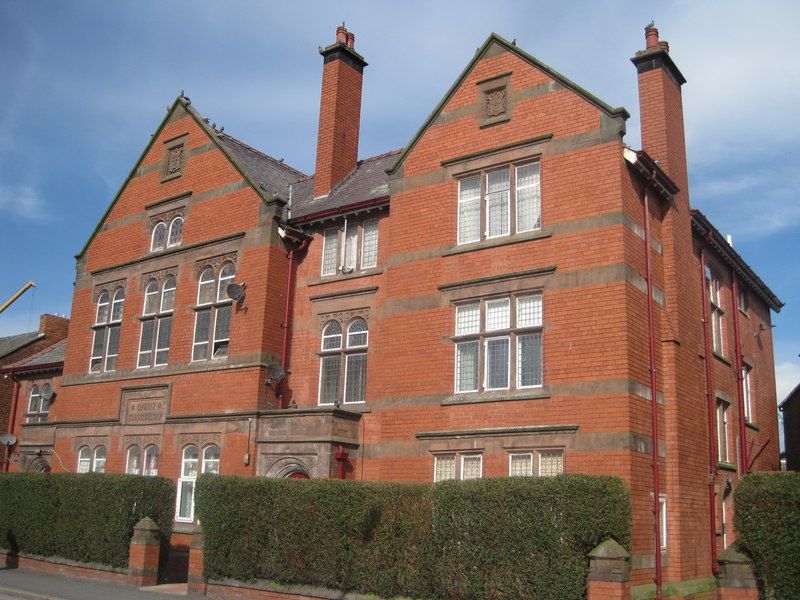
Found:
[75,436,109,451]
[317,308,370,327]
[120,385,169,425]
[140,266,179,291]
[123,434,161,449]
[260,453,318,478]
[195,252,238,278]
[178,432,222,449]
[93,279,126,302]
[166,145,184,175]
[149,208,185,227]
[485,88,507,118]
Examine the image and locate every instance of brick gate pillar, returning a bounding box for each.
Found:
[717,544,759,599]
[128,517,161,587]
[187,523,206,596]
[587,538,631,599]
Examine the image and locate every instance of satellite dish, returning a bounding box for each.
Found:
[0,433,17,446]
[41,384,55,402]
[226,283,246,301]
[265,363,286,384]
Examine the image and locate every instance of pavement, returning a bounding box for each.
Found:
[0,568,187,600]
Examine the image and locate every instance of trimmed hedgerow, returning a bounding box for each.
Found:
[0,473,175,569]
[734,472,800,598]
[196,473,630,600]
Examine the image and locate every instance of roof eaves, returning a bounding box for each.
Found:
[691,209,783,312]
[0,332,45,361]
[387,32,629,176]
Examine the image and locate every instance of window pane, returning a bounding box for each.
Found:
[462,455,482,480]
[213,305,231,358]
[485,337,510,389]
[93,446,106,473]
[40,384,52,414]
[347,318,368,348]
[168,217,183,247]
[183,446,199,477]
[319,355,340,405]
[91,329,106,373]
[198,268,215,305]
[343,225,358,271]
[193,310,211,360]
[517,333,543,387]
[456,341,479,392]
[344,353,367,403]
[144,281,159,315]
[28,386,41,413]
[360,218,378,269]
[161,276,176,312]
[96,293,110,324]
[434,455,456,482]
[77,447,91,473]
[105,325,120,371]
[155,316,172,365]
[138,319,155,367]
[510,453,533,477]
[178,480,195,520]
[743,367,752,421]
[458,176,481,244]
[322,228,338,276]
[485,298,510,331]
[144,445,159,476]
[203,445,220,474]
[486,169,510,238]
[111,289,125,322]
[517,294,543,327]
[322,321,343,350]
[516,163,541,232]
[217,263,235,302]
[151,222,167,251]
[538,450,564,476]
[126,446,141,475]
[456,303,480,335]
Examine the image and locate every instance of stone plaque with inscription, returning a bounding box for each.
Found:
[120,385,169,425]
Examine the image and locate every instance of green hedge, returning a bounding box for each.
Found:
[196,474,630,600]
[734,472,800,598]
[0,473,175,569]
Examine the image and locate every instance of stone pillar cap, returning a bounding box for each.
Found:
[133,516,160,533]
[718,544,751,565]
[588,538,630,560]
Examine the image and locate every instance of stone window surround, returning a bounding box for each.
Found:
[160,133,189,183]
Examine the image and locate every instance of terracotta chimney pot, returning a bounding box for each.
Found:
[336,24,347,44]
[346,31,355,48]
[658,40,669,54]
[645,26,659,49]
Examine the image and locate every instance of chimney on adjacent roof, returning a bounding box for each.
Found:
[38,314,69,341]
[631,23,687,184]
[313,24,368,199]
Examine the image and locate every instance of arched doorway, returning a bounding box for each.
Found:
[287,471,309,479]
[27,458,51,473]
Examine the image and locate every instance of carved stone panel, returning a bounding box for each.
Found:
[120,385,169,425]
[140,266,179,290]
[166,145,184,176]
[317,308,370,327]
[123,434,162,450]
[177,432,222,449]
[93,279,127,302]
[75,435,109,451]
[149,208,185,228]
[160,133,188,182]
[195,252,238,278]
[485,88,507,118]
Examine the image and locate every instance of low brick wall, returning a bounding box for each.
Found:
[0,550,128,584]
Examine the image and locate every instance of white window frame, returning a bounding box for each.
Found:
[707,267,725,356]
[456,160,541,246]
[509,453,534,477]
[484,335,511,391]
[537,449,565,476]
[176,444,219,523]
[318,318,368,405]
[77,446,92,473]
[659,495,668,550]
[167,216,184,248]
[434,454,457,482]
[321,218,381,277]
[126,445,141,475]
[143,445,159,476]
[192,263,234,362]
[460,454,483,480]
[717,400,729,463]
[321,227,339,276]
[26,384,49,424]
[742,364,753,422]
[138,277,175,369]
[90,288,124,374]
[92,445,106,473]
[360,218,379,270]
[150,221,167,252]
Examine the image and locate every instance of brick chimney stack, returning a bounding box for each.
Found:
[313,24,368,199]
[631,23,687,184]
[38,313,69,341]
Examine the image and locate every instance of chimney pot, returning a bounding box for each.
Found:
[346,31,355,48]
[336,24,347,44]
[645,26,659,49]
[658,40,669,54]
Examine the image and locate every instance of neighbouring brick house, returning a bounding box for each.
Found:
[1,313,69,468]
[8,24,783,596]
[779,382,800,471]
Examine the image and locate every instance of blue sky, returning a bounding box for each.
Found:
[1,0,798,401]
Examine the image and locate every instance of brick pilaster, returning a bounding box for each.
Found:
[128,517,161,587]
[587,538,631,600]
[187,523,206,596]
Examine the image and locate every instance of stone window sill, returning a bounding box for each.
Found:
[443,386,551,405]
[442,228,553,257]
[717,461,738,473]
[308,267,385,287]
[713,352,732,367]
[745,421,760,431]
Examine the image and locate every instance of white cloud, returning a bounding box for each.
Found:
[0,184,48,221]
[776,360,800,404]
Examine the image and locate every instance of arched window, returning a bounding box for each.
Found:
[138,275,176,368]
[126,445,141,475]
[143,445,159,476]
[77,446,91,473]
[151,222,167,251]
[26,383,50,423]
[93,446,107,473]
[193,263,235,361]
[176,443,220,522]
[167,217,183,247]
[90,287,124,373]
[318,318,368,405]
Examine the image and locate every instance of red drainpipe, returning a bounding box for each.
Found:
[277,236,311,408]
[335,444,348,480]
[699,249,720,575]
[3,378,21,472]
[642,188,663,600]
[730,273,749,475]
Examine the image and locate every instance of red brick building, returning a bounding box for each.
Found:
[8,24,783,597]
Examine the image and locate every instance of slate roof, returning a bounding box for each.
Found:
[4,339,66,372]
[0,331,43,362]
[290,150,402,221]
[216,133,306,201]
